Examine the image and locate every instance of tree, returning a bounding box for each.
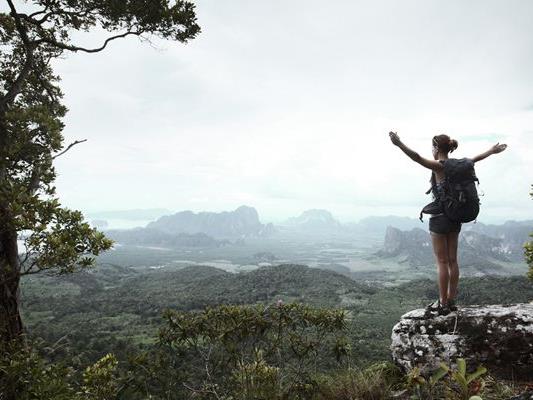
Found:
[0,0,200,341]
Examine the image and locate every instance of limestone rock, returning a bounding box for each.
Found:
[391,303,533,380]
[146,205,275,239]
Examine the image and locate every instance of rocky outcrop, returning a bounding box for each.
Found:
[378,227,432,265]
[391,304,533,380]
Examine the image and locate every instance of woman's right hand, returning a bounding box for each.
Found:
[389,131,401,146]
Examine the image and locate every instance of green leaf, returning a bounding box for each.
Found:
[452,371,468,390]
[466,366,487,384]
[429,363,449,385]
[457,358,466,377]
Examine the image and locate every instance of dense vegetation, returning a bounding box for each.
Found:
[4,288,530,399]
[6,263,530,399]
[21,264,533,364]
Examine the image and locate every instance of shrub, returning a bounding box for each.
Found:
[316,362,402,400]
[154,302,349,399]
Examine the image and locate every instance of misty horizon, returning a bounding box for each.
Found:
[85,205,531,229]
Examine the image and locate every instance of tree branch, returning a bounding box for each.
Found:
[52,139,87,159]
[28,8,48,18]
[20,7,98,26]
[0,0,36,111]
[36,30,144,53]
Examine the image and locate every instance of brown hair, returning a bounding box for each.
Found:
[432,134,458,153]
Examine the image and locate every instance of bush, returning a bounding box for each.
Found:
[0,338,75,400]
[316,362,402,400]
[0,338,122,400]
[152,302,350,399]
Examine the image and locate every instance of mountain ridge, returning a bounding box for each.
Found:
[146,205,275,239]
[376,226,527,274]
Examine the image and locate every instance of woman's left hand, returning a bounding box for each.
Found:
[491,143,507,154]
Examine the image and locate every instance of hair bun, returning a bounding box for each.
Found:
[449,139,458,152]
[433,134,458,154]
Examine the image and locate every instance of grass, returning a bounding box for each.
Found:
[316,362,402,400]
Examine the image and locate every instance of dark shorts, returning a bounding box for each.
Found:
[429,214,462,235]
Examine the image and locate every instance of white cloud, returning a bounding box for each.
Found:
[48,0,533,223]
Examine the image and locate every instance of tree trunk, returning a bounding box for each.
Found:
[0,229,23,342]
[1,72,27,400]
[0,112,23,341]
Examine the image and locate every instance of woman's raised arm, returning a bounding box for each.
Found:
[471,143,507,163]
[389,131,443,171]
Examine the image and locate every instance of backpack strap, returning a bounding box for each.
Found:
[425,172,436,195]
[424,161,446,195]
[420,161,446,220]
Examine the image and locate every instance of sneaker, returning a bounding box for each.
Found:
[447,299,458,312]
[425,300,451,316]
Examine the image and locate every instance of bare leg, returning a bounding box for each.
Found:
[446,231,460,301]
[431,232,449,304]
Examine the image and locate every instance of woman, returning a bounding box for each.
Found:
[388,131,507,315]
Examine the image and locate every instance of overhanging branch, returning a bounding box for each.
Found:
[36,30,144,53]
[52,139,87,159]
[28,8,48,18]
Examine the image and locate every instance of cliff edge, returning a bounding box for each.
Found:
[391,303,533,380]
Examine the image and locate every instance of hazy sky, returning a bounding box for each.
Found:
[46,0,532,223]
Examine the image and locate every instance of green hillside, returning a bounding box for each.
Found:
[20,263,533,367]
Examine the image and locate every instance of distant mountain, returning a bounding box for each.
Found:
[146,205,275,239]
[464,220,533,262]
[107,228,227,248]
[278,212,428,238]
[87,208,171,221]
[376,226,520,274]
[282,209,342,232]
[346,216,423,236]
[378,227,432,266]
[460,230,512,262]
